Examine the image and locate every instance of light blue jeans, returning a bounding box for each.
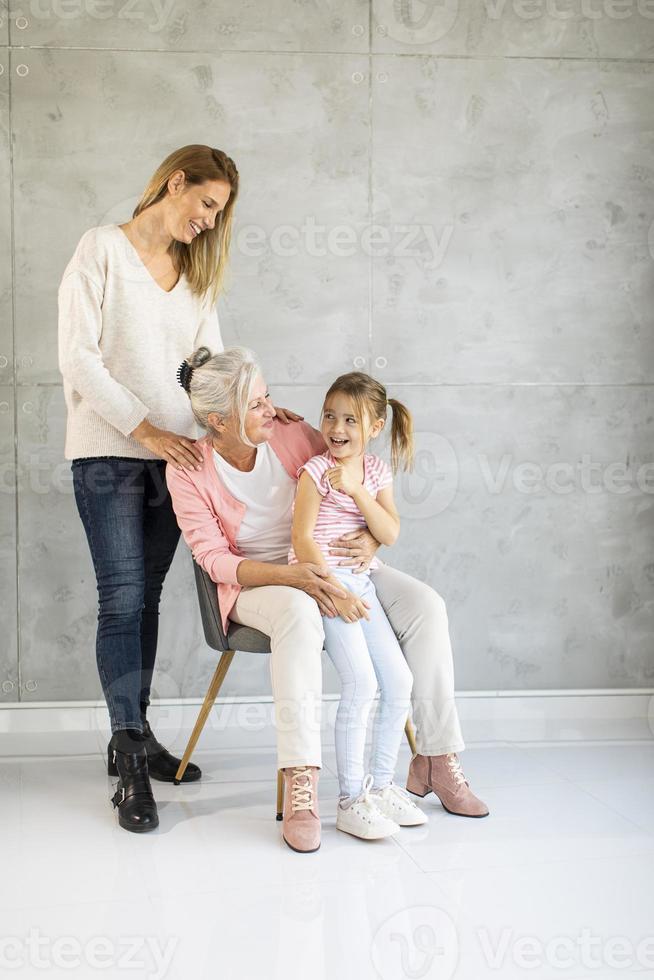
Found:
[323,569,415,799]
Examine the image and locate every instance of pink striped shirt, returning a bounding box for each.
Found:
[288,451,393,570]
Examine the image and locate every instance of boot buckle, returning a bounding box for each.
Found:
[111,786,126,809]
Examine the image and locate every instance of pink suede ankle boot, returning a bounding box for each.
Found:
[281,766,321,853]
[407,753,489,818]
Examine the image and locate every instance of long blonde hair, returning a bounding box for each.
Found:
[132,144,239,305]
[323,372,414,473]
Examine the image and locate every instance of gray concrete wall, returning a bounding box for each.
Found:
[1,1,653,702]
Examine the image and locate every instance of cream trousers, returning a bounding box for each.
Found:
[229,560,465,769]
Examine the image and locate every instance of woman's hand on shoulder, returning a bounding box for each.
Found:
[131,419,203,471]
[273,406,304,424]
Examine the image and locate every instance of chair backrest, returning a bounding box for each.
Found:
[192,559,271,655]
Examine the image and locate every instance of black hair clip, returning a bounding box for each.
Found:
[176,360,194,392]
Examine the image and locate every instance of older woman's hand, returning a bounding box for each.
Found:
[328,528,380,573]
[273,406,304,424]
[284,562,346,617]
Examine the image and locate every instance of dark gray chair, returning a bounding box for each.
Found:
[175,558,418,819]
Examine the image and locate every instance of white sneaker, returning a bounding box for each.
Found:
[371,782,428,826]
[336,774,400,840]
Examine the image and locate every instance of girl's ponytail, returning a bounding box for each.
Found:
[323,371,415,473]
[388,398,414,474]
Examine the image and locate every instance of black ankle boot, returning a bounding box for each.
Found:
[140,719,202,783]
[107,723,202,783]
[108,732,159,833]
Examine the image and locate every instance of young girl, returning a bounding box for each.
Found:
[289,372,428,840]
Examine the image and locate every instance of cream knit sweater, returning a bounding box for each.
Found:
[57,224,224,460]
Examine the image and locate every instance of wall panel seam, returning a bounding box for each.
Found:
[367,3,373,370]
[5,46,654,65]
[16,381,654,388]
[8,46,21,701]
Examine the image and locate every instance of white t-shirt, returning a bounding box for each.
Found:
[212,442,295,563]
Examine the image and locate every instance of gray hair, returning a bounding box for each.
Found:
[183,345,263,447]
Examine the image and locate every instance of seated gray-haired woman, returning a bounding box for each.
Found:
[166,346,488,853]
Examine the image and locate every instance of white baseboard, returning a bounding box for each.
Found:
[0,690,652,756]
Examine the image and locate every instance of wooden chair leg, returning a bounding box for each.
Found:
[276,769,284,821]
[174,650,235,784]
[404,717,417,757]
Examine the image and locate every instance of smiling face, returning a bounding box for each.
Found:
[207,373,275,453]
[242,374,276,444]
[166,172,232,245]
[321,391,384,461]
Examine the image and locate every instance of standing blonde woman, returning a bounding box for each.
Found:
[58,145,300,833]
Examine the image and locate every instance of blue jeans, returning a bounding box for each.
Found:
[322,569,414,799]
[71,457,181,733]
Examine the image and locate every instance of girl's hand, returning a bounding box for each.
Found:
[333,590,371,624]
[273,406,304,424]
[328,529,379,573]
[325,465,362,497]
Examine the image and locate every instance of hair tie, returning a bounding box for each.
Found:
[176,360,194,392]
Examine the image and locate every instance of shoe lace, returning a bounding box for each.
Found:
[446,754,467,786]
[352,774,380,820]
[290,767,314,812]
[387,783,412,804]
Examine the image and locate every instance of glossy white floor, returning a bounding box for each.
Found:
[2,724,654,980]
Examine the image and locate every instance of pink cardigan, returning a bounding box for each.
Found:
[166,419,326,633]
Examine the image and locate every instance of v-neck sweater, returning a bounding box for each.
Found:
[57,223,223,460]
